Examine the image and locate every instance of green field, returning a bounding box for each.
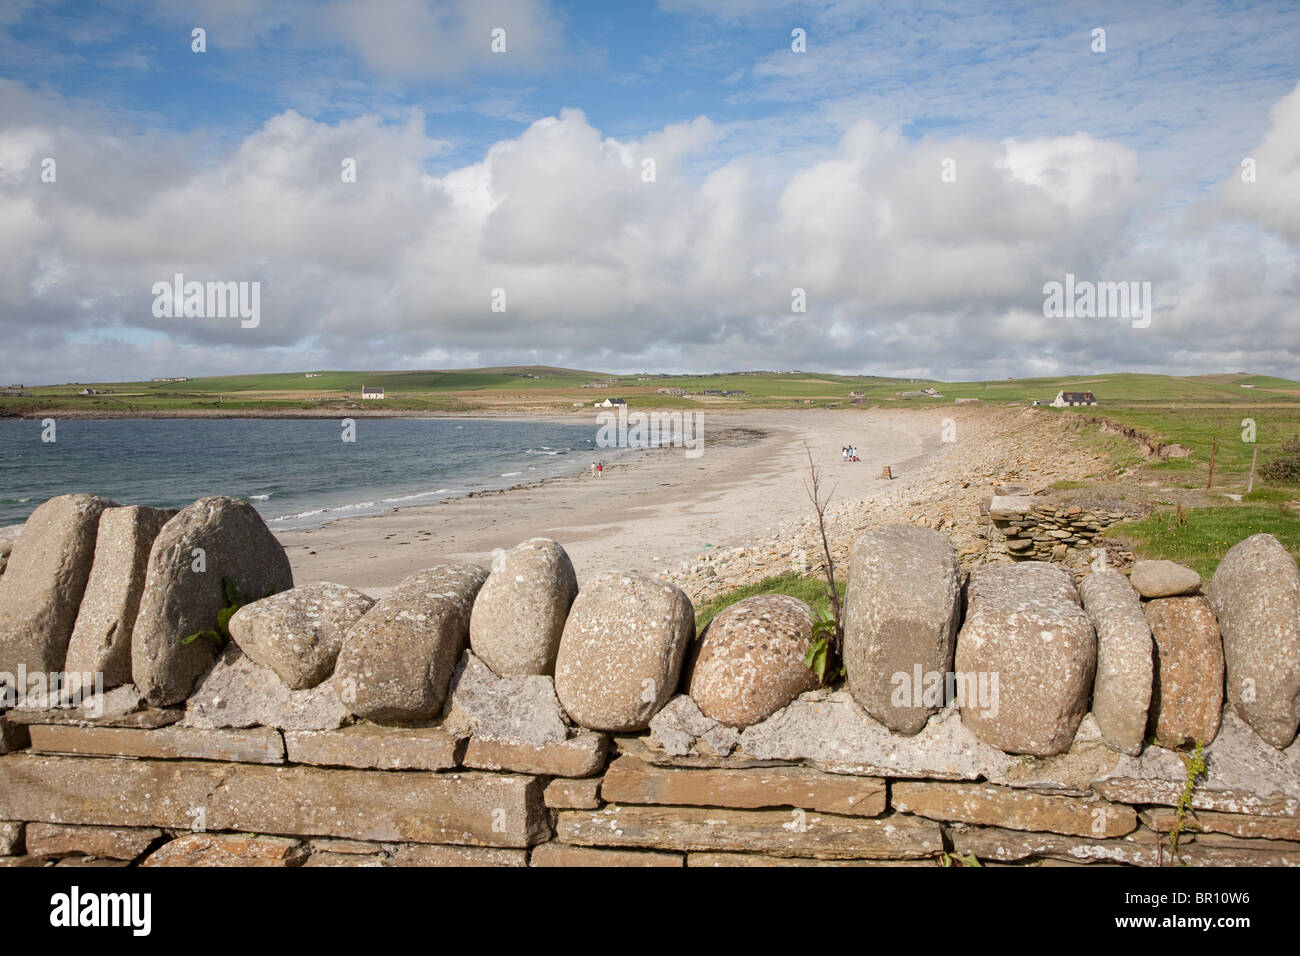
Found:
[6,366,1300,418]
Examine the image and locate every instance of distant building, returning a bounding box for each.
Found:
[1051,391,1097,407]
[849,391,864,398]
[305,373,321,378]
[657,387,687,396]
[595,397,628,407]
[361,386,385,400]
[8,384,23,389]
[151,376,188,383]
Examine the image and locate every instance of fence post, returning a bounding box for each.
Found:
[1206,437,1218,489]
[1247,445,1259,494]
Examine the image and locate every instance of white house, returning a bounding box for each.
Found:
[1051,390,1097,407]
[361,386,385,400]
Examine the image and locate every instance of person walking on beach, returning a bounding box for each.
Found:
[842,446,848,461]
[596,461,604,477]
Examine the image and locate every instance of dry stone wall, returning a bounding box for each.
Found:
[0,493,1297,868]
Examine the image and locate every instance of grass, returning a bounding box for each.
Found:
[1105,503,1300,578]
[694,572,845,633]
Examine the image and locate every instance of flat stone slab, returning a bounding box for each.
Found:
[0,754,548,848]
[601,756,886,816]
[687,852,935,867]
[891,781,1136,837]
[543,778,602,810]
[1140,807,1300,841]
[5,705,183,730]
[27,724,285,764]
[530,843,682,867]
[283,725,465,771]
[556,806,942,860]
[463,732,608,778]
[948,824,1175,866]
[988,495,1038,519]
[386,844,528,867]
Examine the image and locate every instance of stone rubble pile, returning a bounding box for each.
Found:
[0,489,1297,867]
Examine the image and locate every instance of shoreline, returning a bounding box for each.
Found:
[277,408,943,598]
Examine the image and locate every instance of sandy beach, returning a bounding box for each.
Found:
[277,408,945,598]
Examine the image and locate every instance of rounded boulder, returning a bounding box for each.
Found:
[470,538,578,677]
[688,594,819,729]
[554,571,694,732]
[228,582,375,689]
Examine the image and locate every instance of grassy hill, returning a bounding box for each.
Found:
[4,367,1299,418]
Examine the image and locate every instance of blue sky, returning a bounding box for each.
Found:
[0,0,1297,382]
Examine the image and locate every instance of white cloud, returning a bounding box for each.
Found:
[0,77,1296,384]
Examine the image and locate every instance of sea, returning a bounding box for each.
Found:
[0,418,614,531]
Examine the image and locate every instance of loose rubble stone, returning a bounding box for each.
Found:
[0,494,116,680]
[442,650,568,745]
[557,806,941,859]
[333,564,487,721]
[738,690,1012,779]
[1206,533,1300,749]
[842,524,961,734]
[470,538,578,677]
[688,594,819,729]
[24,823,162,861]
[648,694,740,757]
[143,833,307,867]
[63,506,175,692]
[0,754,549,847]
[554,571,694,732]
[891,781,1136,836]
[1078,569,1153,756]
[283,725,464,771]
[955,562,1096,756]
[132,496,294,706]
[182,645,348,731]
[228,583,374,690]
[28,723,284,763]
[1144,596,1224,749]
[531,844,683,867]
[601,756,886,816]
[1129,559,1203,598]
[463,732,608,777]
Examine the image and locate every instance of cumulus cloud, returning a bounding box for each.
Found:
[0,74,1296,384]
[1217,79,1300,242]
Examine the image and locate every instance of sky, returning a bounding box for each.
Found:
[0,0,1297,384]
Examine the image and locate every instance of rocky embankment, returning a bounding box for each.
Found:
[664,406,1120,603]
